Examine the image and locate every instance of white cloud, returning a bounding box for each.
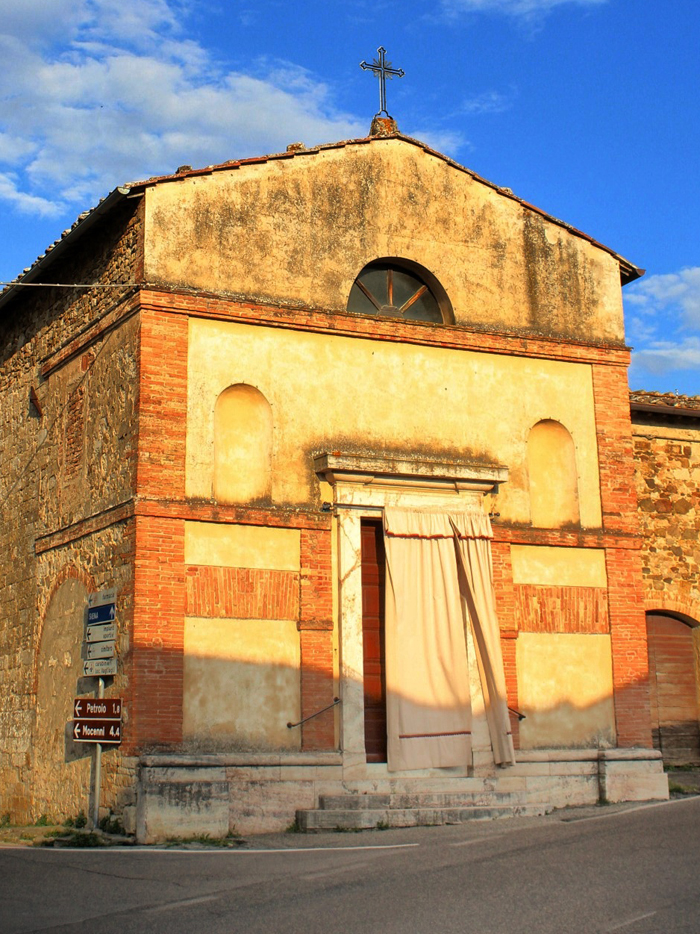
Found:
[0,0,366,216]
[0,172,63,217]
[630,337,700,380]
[624,267,700,390]
[460,90,513,115]
[404,127,469,156]
[624,267,700,330]
[441,0,607,19]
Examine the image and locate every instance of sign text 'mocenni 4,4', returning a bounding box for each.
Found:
[72,720,122,744]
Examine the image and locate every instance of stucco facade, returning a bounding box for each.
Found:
[0,132,671,836]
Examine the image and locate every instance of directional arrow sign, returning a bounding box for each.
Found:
[88,588,117,608]
[83,640,116,661]
[82,658,117,677]
[74,698,122,720]
[73,720,122,744]
[85,621,117,644]
[87,603,116,625]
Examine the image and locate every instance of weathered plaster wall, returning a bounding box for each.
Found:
[511,546,607,587]
[183,521,302,751]
[186,318,603,526]
[143,139,625,344]
[183,617,301,750]
[517,633,616,748]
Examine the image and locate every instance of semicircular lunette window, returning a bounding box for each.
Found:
[347,262,444,323]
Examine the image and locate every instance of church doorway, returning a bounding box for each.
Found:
[361,520,387,763]
[646,612,700,765]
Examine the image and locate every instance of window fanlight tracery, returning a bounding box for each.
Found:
[347,259,451,324]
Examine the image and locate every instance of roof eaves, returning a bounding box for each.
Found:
[0,186,136,314]
[2,133,644,309]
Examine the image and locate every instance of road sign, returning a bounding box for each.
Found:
[82,658,117,677]
[74,698,122,720]
[88,588,117,608]
[87,603,116,625]
[73,720,122,744]
[85,621,117,644]
[83,640,116,661]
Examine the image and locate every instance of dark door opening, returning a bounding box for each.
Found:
[647,613,700,764]
[361,519,387,763]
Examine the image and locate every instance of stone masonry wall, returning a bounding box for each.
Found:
[631,393,700,623]
[0,196,143,821]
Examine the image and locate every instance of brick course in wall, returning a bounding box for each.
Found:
[185,565,299,619]
[515,584,609,634]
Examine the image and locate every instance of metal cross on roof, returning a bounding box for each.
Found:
[360,46,405,116]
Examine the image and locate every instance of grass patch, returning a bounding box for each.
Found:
[668,781,696,795]
[99,815,123,835]
[34,814,51,826]
[35,830,105,848]
[164,833,243,848]
[0,813,11,828]
[285,817,302,834]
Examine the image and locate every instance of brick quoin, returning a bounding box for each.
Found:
[500,633,520,749]
[299,528,335,749]
[606,547,653,748]
[299,630,335,751]
[592,364,640,536]
[129,515,186,751]
[491,541,516,634]
[137,308,188,500]
[593,364,652,747]
[491,542,520,748]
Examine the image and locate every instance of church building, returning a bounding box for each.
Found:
[0,116,671,839]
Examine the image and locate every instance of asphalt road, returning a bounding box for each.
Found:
[3,797,700,934]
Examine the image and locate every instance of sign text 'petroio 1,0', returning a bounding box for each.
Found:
[73,698,122,720]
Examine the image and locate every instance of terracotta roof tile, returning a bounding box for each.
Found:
[630,390,700,411]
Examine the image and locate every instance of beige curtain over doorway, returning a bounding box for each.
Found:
[383,508,514,772]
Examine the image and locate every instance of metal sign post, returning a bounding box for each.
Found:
[92,677,104,829]
[81,588,121,830]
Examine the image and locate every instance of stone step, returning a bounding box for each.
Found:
[318,792,529,811]
[296,804,548,832]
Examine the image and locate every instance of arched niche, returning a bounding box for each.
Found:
[33,577,91,820]
[347,258,453,324]
[527,419,580,528]
[213,384,273,503]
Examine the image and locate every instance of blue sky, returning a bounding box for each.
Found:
[1,0,698,394]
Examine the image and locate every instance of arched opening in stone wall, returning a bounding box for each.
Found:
[527,419,580,528]
[33,577,92,820]
[646,611,700,765]
[213,384,273,503]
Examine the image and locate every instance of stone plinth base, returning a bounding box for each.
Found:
[135,748,668,842]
